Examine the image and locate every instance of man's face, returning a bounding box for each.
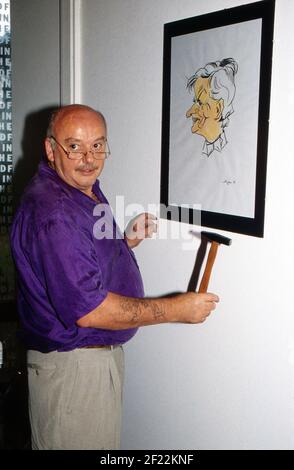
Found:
[186,77,224,143]
[45,108,106,196]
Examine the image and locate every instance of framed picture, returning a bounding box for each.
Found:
[160,0,275,237]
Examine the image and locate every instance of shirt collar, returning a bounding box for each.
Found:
[37,159,103,204]
[202,131,227,157]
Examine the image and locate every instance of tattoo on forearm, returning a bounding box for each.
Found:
[120,298,166,325]
[151,302,166,321]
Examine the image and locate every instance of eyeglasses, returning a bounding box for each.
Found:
[50,135,111,160]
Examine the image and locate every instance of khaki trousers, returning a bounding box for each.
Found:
[27,346,124,450]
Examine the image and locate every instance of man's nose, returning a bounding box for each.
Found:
[186,104,197,118]
[83,150,95,162]
[186,106,193,118]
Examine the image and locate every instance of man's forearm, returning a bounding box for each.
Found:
[76,292,176,329]
[76,291,219,329]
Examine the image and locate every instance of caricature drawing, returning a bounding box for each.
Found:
[186,58,238,157]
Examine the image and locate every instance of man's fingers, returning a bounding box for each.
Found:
[126,213,158,242]
[206,293,219,303]
[200,293,219,316]
[145,221,157,234]
[144,213,157,221]
[144,215,158,238]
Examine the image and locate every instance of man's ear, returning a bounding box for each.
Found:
[45,137,54,163]
[216,99,224,121]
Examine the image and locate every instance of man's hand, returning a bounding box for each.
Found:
[174,292,219,324]
[125,212,157,249]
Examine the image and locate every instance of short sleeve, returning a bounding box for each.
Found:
[35,213,108,328]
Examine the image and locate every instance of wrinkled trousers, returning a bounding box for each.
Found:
[27,346,124,450]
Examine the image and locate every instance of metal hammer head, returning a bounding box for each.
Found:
[201,231,232,246]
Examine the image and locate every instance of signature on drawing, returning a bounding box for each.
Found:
[223,179,236,186]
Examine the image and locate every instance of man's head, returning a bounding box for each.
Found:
[186,58,237,143]
[45,104,108,196]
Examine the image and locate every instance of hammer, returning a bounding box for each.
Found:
[198,231,232,293]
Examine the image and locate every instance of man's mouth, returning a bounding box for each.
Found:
[192,114,206,129]
[78,168,97,175]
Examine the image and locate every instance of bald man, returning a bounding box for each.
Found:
[10,105,219,450]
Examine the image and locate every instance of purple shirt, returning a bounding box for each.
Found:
[10,160,144,352]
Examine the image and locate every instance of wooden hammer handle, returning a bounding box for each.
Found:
[198,241,219,293]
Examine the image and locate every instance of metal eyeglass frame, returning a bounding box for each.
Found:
[50,135,111,160]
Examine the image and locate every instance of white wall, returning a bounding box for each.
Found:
[82,0,294,449]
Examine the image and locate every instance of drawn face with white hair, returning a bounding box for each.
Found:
[186,58,238,149]
[186,76,224,143]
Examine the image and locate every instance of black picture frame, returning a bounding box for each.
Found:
[160,0,275,237]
